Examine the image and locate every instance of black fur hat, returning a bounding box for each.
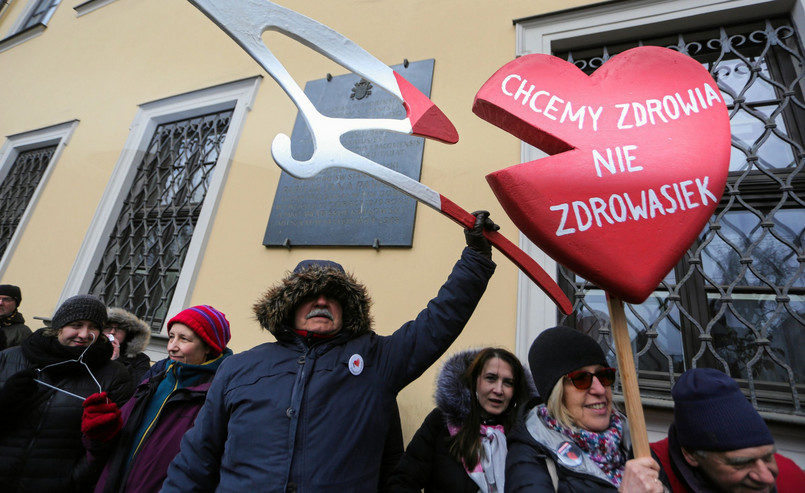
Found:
[253,260,373,341]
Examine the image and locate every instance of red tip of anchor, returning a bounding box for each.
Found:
[394,71,459,144]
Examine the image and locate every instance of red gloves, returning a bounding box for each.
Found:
[82,392,122,443]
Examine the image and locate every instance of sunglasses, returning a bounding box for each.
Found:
[564,367,617,390]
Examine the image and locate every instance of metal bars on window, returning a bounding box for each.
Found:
[0,145,55,259]
[89,110,233,332]
[555,18,805,416]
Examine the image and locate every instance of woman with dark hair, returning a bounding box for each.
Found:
[0,295,133,492]
[506,326,664,492]
[388,347,530,493]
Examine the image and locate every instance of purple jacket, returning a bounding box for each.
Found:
[93,349,232,493]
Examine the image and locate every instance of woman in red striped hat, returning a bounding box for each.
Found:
[91,305,232,493]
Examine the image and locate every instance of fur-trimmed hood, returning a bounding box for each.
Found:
[107,307,151,358]
[434,349,480,428]
[253,262,373,341]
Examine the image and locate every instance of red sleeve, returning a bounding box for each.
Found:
[774,453,805,493]
[651,438,689,493]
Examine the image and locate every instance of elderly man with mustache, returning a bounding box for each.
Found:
[163,212,499,493]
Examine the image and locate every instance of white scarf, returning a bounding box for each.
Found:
[466,424,507,493]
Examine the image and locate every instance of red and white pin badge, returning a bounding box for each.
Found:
[348,354,364,376]
[556,441,584,468]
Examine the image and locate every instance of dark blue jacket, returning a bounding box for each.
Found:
[163,248,495,492]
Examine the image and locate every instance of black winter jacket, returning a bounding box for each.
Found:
[0,311,32,350]
[389,407,481,493]
[0,329,134,493]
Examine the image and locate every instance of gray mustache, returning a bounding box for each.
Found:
[306,308,333,321]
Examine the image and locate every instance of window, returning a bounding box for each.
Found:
[88,111,233,330]
[516,2,804,417]
[553,17,805,416]
[0,120,77,278]
[15,0,59,32]
[0,145,55,259]
[60,77,260,336]
[0,0,61,52]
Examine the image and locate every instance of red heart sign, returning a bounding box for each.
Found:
[473,47,731,304]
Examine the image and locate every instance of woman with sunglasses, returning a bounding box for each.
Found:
[0,295,134,492]
[388,347,531,493]
[506,326,664,492]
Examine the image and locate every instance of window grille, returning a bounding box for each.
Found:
[0,145,55,259]
[555,18,805,416]
[89,110,233,332]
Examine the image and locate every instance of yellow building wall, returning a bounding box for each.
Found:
[0,0,594,440]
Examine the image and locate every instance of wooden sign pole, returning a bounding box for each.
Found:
[607,294,650,458]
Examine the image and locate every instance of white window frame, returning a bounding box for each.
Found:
[512,0,805,361]
[0,0,60,52]
[0,120,78,279]
[60,77,261,333]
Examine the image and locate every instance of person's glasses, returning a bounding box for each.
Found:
[564,367,617,390]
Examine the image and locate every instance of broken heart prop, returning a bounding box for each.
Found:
[474,46,731,458]
[474,46,731,304]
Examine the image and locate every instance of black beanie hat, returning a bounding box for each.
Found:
[528,326,608,400]
[672,368,774,451]
[0,284,22,305]
[52,295,108,331]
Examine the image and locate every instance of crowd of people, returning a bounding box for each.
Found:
[0,213,802,492]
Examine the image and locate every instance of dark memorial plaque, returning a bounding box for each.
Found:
[263,59,436,247]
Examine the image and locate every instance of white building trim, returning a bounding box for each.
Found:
[74,0,119,17]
